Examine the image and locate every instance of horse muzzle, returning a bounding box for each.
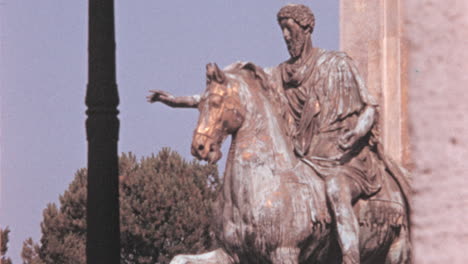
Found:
[191,133,222,164]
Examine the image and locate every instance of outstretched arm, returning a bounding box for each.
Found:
[147,90,200,108]
[339,105,376,150]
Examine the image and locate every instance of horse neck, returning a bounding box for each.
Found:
[230,75,296,168]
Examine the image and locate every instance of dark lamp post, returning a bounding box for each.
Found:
[85,0,120,263]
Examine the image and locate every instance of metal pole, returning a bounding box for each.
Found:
[85,0,120,263]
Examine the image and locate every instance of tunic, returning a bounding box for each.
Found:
[268,48,383,196]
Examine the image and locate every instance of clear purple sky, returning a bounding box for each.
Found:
[0,1,338,262]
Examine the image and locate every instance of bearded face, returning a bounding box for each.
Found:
[287,31,305,59]
[280,18,307,59]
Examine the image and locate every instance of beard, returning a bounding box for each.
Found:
[286,35,305,59]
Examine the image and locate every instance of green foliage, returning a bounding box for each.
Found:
[31,169,87,264]
[21,238,44,264]
[22,149,220,264]
[1,226,13,264]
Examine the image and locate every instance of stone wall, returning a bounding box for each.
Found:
[341,0,468,262]
[404,0,468,263]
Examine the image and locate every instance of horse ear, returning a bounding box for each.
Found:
[206,63,226,83]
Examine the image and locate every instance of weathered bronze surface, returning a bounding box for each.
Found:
[148,4,411,264]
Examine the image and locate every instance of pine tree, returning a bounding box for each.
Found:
[36,169,87,264]
[21,238,44,264]
[120,150,219,263]
[22,149,220,264]
[1,226,13,264]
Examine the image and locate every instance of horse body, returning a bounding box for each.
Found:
[216,69,333,263]
[171,63,410,264]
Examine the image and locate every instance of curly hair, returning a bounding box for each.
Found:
[277,4,315,33]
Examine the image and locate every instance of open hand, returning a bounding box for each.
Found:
[147,90,173,103]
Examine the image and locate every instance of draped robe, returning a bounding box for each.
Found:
[267,48,384,196]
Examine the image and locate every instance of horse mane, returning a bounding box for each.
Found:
[221,61,294,157]
[223,61,292,141]
[223,62,272,91]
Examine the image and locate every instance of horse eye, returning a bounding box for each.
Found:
[209,95,222,107]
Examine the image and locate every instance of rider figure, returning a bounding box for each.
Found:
[268,4,384,264]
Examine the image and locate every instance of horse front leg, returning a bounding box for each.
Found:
[170,248,235,264]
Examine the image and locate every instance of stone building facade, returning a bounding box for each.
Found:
[340,0,468,263]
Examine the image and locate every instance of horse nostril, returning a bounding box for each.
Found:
[198,145,205,151]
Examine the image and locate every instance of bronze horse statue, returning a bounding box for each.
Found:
[170,63,411,264]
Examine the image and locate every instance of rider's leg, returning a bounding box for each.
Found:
[385,226,412,264]
[271,247,300,264]
[325,174,362,264]
[170,248,235,264]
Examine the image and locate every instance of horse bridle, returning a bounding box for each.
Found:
[194,89,245,140]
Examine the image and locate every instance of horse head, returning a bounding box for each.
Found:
[191,63,247,163]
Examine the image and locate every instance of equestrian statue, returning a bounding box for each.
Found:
[148,4,411,264]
